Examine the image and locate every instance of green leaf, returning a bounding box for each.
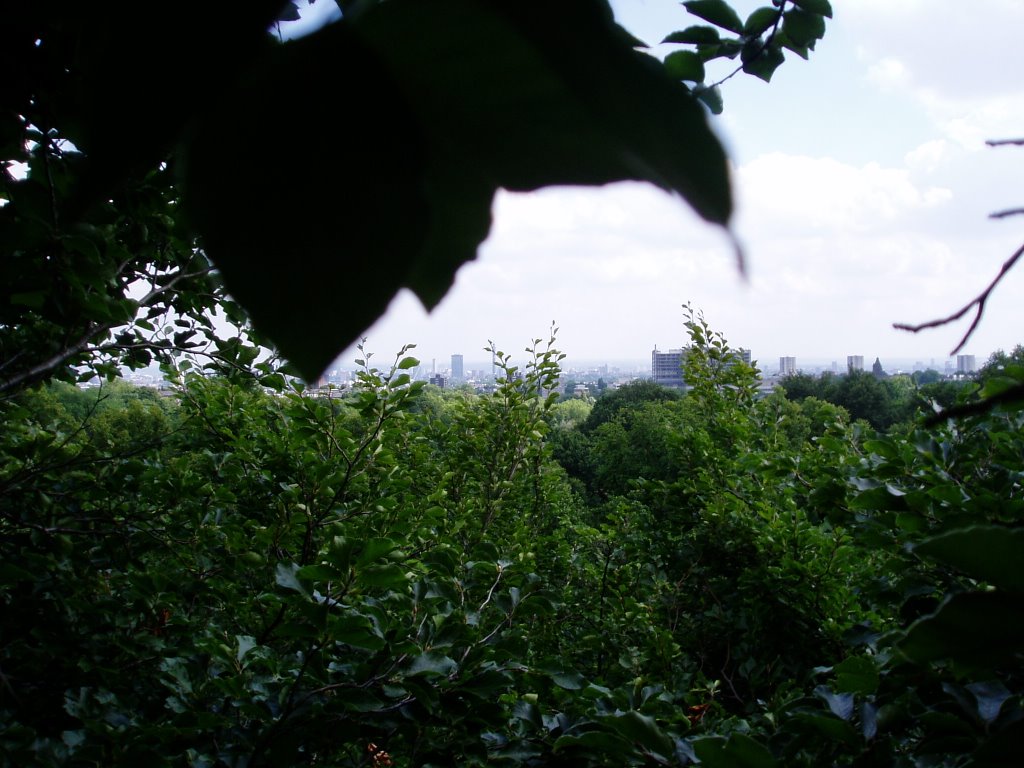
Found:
[662,26,721,45]
[397,356,420,370]
[782,8,826,48]
[967,681,1012,724]
[833,656,879,695]
[696,85,724,114]
[356,537,402,567]
[683,0,744,34]
[407,651,457,677]
[791,0,833,18]
[602,711,675,759]
[664,51,706,82]
[693,733,777,768]
[546,669,587,690]
[236,635,257,663]
[358,563,409,590]
[815,685,854,720]
[275,562,309,597]
[332,614,385,651]
[899,592,1024,668]
[744,7,780,37]
[741,40,785,82]
[914,525,1024,592]
[296,563,343,581]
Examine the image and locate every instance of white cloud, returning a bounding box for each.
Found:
[735,153,952,236]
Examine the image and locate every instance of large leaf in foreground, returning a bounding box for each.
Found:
[183,0,732,380]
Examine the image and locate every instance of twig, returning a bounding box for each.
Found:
[990,208,1024,220]
[893,241,1024,355]
[986,138,1024,147]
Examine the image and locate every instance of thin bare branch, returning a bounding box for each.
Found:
[893,241,1024,355]
[986,138,1024,147]
[990,208,1024,220]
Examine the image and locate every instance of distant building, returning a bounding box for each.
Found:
[451,353,464,381]
[872,357,887,379]
[847,355,864,373]
[737,348,752,365]
[652,348,686,388]
[779,356,796,376]
[429,374,447,388]
[957,354,976,374]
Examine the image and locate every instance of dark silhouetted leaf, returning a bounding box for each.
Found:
[741,40,786,82]
[900,592,1024,668]
[744,7,780,36]
[792,0,833,18]
[914,525,1024,592]
[662,26,721,45]
[782,8,826,49]
[684,0,744,34]
[833,656,879,695]
[694,733,778,767]
[665,50,706,82]
[603,711,675,759]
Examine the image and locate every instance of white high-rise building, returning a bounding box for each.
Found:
[956,354,976,374]
[847,355,864,373]
[779,356,796,376]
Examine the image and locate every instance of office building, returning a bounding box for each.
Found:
[847,355,864,373]
[956,354,976,374]
[779,356,796,376]
[451,353,464,381]
[652,348,686,388]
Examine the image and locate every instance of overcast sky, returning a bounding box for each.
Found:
[337,0,1024,370]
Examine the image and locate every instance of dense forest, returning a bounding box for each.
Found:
[4,308,1024,766]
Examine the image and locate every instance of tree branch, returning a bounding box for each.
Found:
[990,208,1024,220]
[893,241,1024,355]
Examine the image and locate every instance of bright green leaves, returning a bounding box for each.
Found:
[663,0,831,101]
[183,0,732,381]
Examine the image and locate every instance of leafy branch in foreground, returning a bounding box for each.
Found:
[3,1,735,384]
[661,0,832,113]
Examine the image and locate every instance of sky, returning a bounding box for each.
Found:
[324,1,1024,370]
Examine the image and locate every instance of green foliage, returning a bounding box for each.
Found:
[6,302,1024,766]
[663,0,832,112]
